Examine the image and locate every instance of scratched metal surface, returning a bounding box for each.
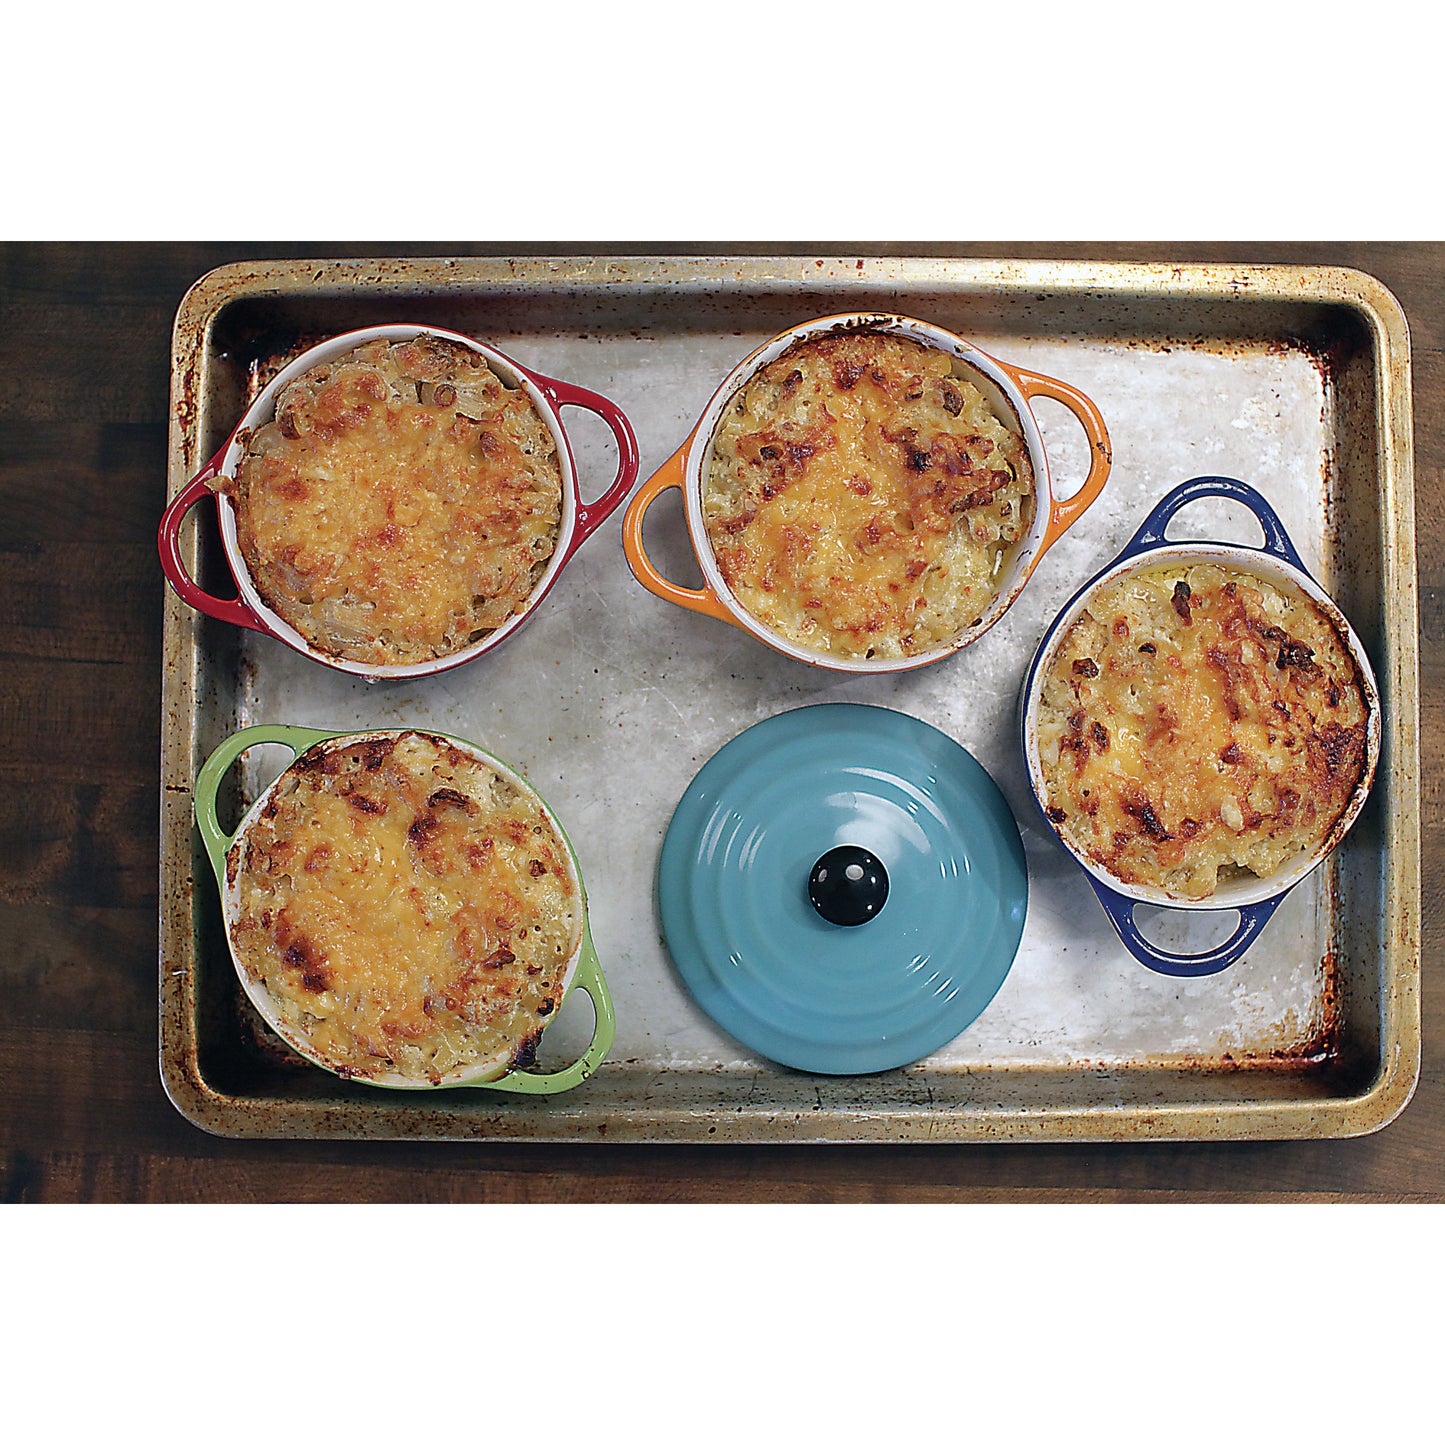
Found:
[159,257,1420,1141]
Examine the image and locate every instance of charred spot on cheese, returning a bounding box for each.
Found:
[427,787,474,813]
[284,940,331,994]
[1277,640,1317,672]
[1037,562,1370,899]
[703,330,1034,659]
[216,338,562,667]
[1123,796,1171,841]
[229,733,579,1083]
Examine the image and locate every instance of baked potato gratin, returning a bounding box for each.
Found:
[1037,563,1370,899]
[703,330,1034,659]
[214,336,562,666]
[226,733,580,1084]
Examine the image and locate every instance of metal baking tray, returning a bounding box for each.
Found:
[159,255,1420,1142]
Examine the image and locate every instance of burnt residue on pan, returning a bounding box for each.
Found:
[1152,938,1344,1074]
[1215,960,1344,1071]
[173,349,202,465]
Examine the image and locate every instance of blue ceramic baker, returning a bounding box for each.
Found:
[1020,477,1380,978]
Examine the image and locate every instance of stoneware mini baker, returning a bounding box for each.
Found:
[159,324,640,680]
[622,312,1113,673]
[194,724,616,1092]
[1020,476,1381,977]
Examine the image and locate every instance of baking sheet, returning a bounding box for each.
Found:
[159,257,1420,1141]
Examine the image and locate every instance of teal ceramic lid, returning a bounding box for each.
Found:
[657,703,1027,1075]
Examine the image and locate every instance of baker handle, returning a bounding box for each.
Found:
[1088,877,1284,977]
[518,367,640,556]
[193,725,338,891]
[621,441,738,626]
[1005,365,1113,559]
[478,931,616,1095]
[158,447,269,633]
[1122,476,1309,573]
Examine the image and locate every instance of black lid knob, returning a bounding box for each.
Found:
[808,845,889,927]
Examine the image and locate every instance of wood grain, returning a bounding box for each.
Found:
[1,242,1439,1203]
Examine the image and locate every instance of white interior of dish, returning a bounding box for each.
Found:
[215,324,579,680]
[682,313,1054,673]
[221,731,587,1089]
[1021,542,1382,910]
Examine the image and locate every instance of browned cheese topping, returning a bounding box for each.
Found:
[703,330,1034,659]
[228,733,579,1083]
[217,337,561,665]
[1037,563,1370,899]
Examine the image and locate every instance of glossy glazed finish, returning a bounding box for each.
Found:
[621,312,1113,674]
[193,724,615,1093]
[158,324,639,680]
[808,845,890,926]
[657,704,1028,1074]
[1020,477,1382,977]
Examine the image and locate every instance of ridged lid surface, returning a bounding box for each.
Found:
[657,703,1027,1074]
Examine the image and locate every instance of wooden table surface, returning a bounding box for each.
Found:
[2,241,1439,1203]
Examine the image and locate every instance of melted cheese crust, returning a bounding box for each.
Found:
[219,337,562,666]
[703,330,1033,659]
[227,733,580,1084]
[1037,563,1370,899]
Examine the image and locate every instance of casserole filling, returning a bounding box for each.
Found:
[227,733,580,1083]
[703,329,1034,659]
[1037,562,1370,899]
[217,336,562,666]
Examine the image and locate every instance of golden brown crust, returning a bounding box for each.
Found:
[703,330,1033,659]
[216,337,562,666]
[228,733,579,1083]
[1037,563,1370,899]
